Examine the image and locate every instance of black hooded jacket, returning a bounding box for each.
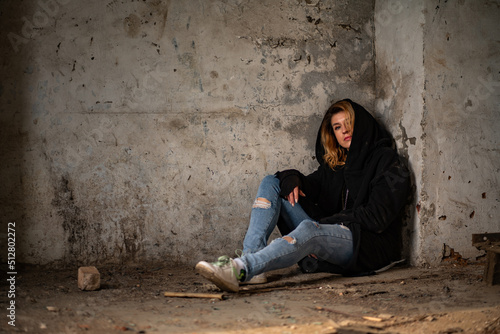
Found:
[276,99,410,275]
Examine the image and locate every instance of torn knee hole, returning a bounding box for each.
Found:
[283,236,296,244]
[253,197,271,209]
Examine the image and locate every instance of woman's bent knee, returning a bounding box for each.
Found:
[262,174,279,184]
[298,220,320,230]
[257,175,280,195]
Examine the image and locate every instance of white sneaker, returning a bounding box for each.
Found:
[195,256,242,293]
[241,273,267,285]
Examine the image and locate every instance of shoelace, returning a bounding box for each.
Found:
[212,255,231,266]
[234,249,244,258]
[212,254,246,281]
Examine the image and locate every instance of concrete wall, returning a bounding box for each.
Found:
[0,0,376,266]
[375,0,500,266]
[2,0,498,268]
[374,0,425,265]
[421,0,500,264]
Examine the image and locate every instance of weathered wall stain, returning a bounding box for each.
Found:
[124,14,141,38]
[52,175,101,263]
[0,0,375,266]
[155,0,170,40]
[4,0,497,268]
[376,0,500,266]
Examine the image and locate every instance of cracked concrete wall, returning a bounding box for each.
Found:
[421,0,500,265]
[0,0,376,265]
[374,0,425,266]
[376,0,500,266]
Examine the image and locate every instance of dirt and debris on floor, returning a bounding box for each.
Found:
[1,262,499,334]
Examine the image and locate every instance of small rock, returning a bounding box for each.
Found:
[46,306,59,312]
[78,266,101,291]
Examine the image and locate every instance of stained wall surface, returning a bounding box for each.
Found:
[2,0,498,268]
[374,0,425,265]
[376,0,500,266]
[420,0,500,264]
[0,0,376,265]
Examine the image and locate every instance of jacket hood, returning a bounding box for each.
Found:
[315,99,392,170]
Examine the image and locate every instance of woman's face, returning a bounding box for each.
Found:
[331,111,352,150]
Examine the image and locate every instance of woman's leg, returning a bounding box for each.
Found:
[242,175,282,254]
[242,175,312,255]
[279,195,312,231]
[195,219,351,292]
[240,220,353,281]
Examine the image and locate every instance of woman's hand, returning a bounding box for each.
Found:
[287,186,306,206]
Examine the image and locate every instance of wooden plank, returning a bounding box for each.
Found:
[164,291,225,300]
[485,251,500,286]
[472,233,500,286]
[472,233,500,246]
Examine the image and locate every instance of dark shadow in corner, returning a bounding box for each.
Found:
[0,2,33,269]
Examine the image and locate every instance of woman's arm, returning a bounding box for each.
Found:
[320,154,410,232]
[276,167,325,205]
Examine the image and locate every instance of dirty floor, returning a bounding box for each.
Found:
[1,262,500,334]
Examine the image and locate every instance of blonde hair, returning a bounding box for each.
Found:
[320,100,355,169]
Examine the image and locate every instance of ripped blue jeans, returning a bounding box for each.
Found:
[240,175,353,281]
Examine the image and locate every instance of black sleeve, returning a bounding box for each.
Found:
[303,167,325,203]
[276,166,326,202]
[275,169,303,198]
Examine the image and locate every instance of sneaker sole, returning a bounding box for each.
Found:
[195,262,239,293]
[240,275,267,285]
